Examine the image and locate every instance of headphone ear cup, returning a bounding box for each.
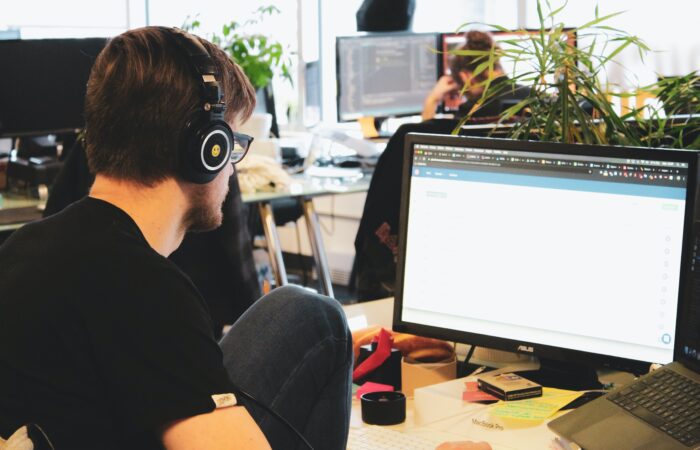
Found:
[179,120,233,184]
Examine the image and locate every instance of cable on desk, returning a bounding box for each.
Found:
[458,344,477,378]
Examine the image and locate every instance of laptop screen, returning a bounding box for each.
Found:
[396,134,697,367]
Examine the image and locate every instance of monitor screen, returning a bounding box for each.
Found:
[394,134,697,370]
[336,32,440,122]
[440,29,577,112]
[0,38,107,137]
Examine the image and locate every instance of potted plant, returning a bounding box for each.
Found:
[183,6,293,137]
[449,0,700,150]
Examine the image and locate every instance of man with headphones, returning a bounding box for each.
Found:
[0,27,352,449]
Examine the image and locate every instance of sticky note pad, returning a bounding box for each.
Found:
[489,387,583,421]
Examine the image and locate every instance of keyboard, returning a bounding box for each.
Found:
[607,369,700,447]
[347,426,444,450]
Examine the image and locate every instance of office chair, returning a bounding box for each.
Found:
[353,119,460,300]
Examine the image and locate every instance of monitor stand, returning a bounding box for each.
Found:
[515,358,603,391]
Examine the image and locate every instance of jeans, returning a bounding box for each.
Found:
[219,285,352,450]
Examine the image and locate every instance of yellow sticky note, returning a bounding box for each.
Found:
[489,387,583,421]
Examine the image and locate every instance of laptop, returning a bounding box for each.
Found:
[549,225,700,449]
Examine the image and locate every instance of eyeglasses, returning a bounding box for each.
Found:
[230,131,254,164]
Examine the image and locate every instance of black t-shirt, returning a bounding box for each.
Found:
[0,197,236,449]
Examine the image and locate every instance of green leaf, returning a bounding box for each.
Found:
[577,11,625,31]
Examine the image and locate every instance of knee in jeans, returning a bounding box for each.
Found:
[266,285,350,350]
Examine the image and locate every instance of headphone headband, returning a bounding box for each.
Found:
[164,27,225,118]
[158,26,234,184]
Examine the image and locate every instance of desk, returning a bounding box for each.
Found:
[342,299,636,450]
[242,173,370,298]
[0,193,42,234]
[349,378,561,450]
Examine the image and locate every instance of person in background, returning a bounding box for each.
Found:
[0,27,352,450]
[355,31,529,302]
[422,30,529,121]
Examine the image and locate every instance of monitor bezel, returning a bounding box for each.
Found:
[335,31,441,123]
[0,37,107,138]
[393,133,698,374]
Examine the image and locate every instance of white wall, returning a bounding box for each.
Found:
[0,0,145,37]
[523,0,700,87]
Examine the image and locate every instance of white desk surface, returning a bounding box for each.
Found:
[341,298,635,450]
[240,172,370,203]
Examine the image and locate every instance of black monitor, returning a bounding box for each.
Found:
[336,32,440,122]
[0,38,107,137]
[394,133,698,389]
[440,29,577,112]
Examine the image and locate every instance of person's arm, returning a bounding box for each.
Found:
[422,75,458,121]
[162,406,271,450]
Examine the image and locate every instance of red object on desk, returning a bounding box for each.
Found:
[352,328,393,382]
[356,381,395,400]
[463,381,499,402]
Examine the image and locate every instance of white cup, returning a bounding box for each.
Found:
[237,112,273,141]
[250,139,281,162]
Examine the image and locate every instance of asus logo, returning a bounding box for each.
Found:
[517,345,534,353]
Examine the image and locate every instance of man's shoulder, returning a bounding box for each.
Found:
[1,197,201,306]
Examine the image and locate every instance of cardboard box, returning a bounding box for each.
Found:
[401,354,457,396]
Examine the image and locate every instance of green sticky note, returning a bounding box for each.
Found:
[489,387,583,421]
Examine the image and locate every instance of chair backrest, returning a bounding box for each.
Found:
[353,119,459,300]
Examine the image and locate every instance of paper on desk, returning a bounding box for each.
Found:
[489,387,582,421]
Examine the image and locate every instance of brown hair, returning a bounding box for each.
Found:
[84,27,256,186]
[450,30,502,82]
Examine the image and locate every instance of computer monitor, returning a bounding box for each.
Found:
[393,133,698,388]
[336,32,440,122]
[0,38,107,137]
[440,29,577,112]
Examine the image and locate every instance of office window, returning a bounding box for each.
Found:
[148,0,299,127]
[522,0,700,87]
[0,0,146,38]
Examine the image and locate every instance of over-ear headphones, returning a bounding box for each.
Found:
[163,27,234,184]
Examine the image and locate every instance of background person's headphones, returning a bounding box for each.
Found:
[162,27,234,184]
